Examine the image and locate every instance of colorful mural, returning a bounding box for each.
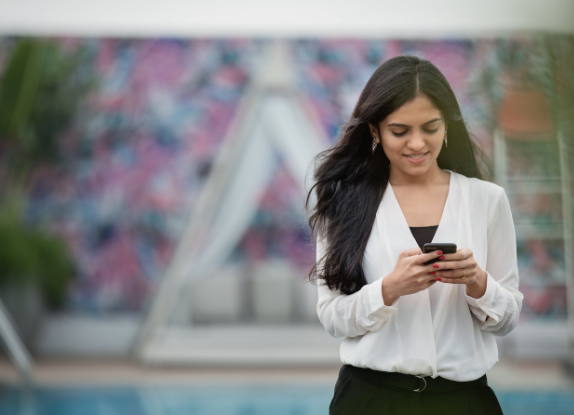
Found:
[0,36,569,319]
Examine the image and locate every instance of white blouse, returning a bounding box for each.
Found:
[316,170,523,382]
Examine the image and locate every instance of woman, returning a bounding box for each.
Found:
[306,55,523,414]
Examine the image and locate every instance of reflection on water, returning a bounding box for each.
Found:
[1,386,574,415]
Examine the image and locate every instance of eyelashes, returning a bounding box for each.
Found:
[391,128,440,137]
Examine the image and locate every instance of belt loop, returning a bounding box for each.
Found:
[413,376,427,392]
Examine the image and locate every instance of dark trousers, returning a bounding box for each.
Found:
[329,365,504,415]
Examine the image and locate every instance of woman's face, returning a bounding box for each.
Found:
[369,94,446,178]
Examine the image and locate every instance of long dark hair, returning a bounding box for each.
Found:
[306,55,488,295]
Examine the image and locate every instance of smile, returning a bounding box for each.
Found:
[404,152,429,164]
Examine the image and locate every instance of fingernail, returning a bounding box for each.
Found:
[439,256,445,260]
[436,278,442,281]
[433,263,439,268]
[436,251,443,255]
[430,271,435,275]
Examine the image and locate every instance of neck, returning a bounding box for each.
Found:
[389,163,446,187]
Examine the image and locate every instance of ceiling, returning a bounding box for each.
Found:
[0,0,573,38]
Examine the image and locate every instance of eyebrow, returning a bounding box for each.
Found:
[388,118,442,128]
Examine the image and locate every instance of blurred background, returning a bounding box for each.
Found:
[0,0,573,414]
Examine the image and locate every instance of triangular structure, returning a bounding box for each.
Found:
[0,299,33,386]
[134,41,329,358]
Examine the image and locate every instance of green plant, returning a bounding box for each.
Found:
[0,218,75,308]
[0,38,94,308]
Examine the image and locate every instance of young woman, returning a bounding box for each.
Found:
[306,55,523,414]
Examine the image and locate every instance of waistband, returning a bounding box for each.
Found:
[342,365,488,394]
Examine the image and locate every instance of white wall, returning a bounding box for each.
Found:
[0,0,573,38]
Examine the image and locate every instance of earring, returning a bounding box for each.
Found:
[372,137,377,154]
[444,132,448,148]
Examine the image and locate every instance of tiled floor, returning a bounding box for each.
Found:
[1,358,573,390]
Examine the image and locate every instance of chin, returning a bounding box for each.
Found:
[395,159,434,176]
[405,166,432,176]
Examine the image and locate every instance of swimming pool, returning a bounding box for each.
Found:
[1,385,574,414]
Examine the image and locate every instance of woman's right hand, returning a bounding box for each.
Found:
[381,248,442,306]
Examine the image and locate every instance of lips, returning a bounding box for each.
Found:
[404,151,429,164]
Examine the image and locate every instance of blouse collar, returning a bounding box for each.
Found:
[375,170,461,265]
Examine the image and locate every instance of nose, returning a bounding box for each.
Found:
[406,132,426,152]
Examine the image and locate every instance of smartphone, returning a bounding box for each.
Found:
[423,243,457,265]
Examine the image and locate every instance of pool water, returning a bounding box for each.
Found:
[1,385,573,415]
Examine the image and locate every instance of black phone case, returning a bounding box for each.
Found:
[423,243,457,265]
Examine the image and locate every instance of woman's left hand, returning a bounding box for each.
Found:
[430,248,488,298]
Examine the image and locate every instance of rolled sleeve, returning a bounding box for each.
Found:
[315,232,398,338]
[367,276,399,311]
[317,276,398,338]
[465,273,502,323]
